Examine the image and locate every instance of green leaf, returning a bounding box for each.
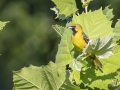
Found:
[52,24,65,37]
[69,70,81,85]
[113,44,120,54]
[103,5,114,20]
[13,61,66,90]
[113,19,120,41]
[60,71,80,90]
[0,21,9,31]
[72,8,113,40]
[51,0,78,18]
[50,7,67,20]
[69,60,82,71]
[71,8,120,89]
[53,23,83,71]
[74,45,120,89]
[83,37,115,59]
[55,27,75,66]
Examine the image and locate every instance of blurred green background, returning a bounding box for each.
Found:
[0,0,120,90]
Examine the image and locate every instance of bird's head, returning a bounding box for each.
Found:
[67,24,82,35]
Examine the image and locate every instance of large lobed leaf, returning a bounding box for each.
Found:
[51,0,78,19]
[13,61,81,90]
[55,27,75,66]
[83,37,115,59]
[13,62,66,90]
[72,8,113,40]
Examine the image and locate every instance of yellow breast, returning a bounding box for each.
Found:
[71,32,87,52]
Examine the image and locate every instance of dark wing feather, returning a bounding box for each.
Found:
[82,32,89,43]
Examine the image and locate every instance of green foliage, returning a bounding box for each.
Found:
[12,0,120,90]
[13,62,80,90]
[55,27,74,66]
[103,5,114,20]
[83,37,115,59]
[52,24,65,36]
[113,20,120,41]
[72,8,113,40]
[69,60,82,71]
[51,7,67,20]
[60,71,80,90]
[51,0,78,20]
[13,62,66,90]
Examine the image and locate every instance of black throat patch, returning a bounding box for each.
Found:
[71,27,77,36]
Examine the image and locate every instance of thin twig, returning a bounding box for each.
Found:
[81,0,88,14]
[85,6,88,14]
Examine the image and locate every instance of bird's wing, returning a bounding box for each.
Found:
[82,32,89,43]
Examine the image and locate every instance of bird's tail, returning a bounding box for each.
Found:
[90,55,102,69]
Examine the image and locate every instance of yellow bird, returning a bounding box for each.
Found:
[68,24,102,68]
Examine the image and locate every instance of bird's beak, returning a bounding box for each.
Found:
[67,26,76,35]
[67,26,74,29]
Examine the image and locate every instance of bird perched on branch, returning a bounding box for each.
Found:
[67,24,102,68]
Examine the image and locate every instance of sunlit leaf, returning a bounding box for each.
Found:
[55,27,75,66]
[69,60,82,71]
[79,52,120,89]
[73,44,120,89]
[51,0,78,18]
[13,61,66,90]
[113,44,120,54]
[69,70,81,85]
[83,37,115,59]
